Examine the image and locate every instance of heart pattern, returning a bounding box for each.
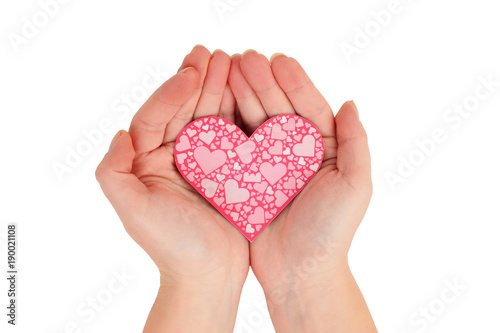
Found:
[174,115,324,241]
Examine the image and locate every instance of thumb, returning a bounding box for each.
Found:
[335,101,372,189]
[96,130,149,217]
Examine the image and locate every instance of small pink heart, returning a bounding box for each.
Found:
[264,195,275,203]
[175,135,191,152]
[221,137,234,150]
[283,118,296,131]
[254,181,268,194]
[248,207,265,224]
[283,177,296,190]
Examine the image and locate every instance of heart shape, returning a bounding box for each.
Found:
[174,115,324,241]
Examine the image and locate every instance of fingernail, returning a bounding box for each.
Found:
[270,52,286,62]
[242,49,257,56]
[178,66,193,74]
[192,44,204,51]
[348,100,359,118]
[110,130,122,148]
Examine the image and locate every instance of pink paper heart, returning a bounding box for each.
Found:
[174,115,324,241]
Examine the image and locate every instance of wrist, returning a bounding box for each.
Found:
[263,254,349,312]
[144,270,247,333]
[159,269,245,310]
[261,257,376,333]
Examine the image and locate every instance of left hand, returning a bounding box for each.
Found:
[228,50,375,332]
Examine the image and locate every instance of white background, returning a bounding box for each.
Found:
[1,0,499,332]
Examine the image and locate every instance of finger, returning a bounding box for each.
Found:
[335,101,371,187]
[163,45,212,144]
[271,55,335,138]
[128,67,199,156]
[228,54,267,134]
[218,83,236,123]
[194,49,232,118]
[240,50,295,117]
[96,131,149,221]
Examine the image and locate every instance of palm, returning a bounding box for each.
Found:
[250,145,364,288]
[228,51,372,292]
[130,143,248,277]
[97,46,250,282]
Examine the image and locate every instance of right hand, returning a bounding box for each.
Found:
[95,45,249,297]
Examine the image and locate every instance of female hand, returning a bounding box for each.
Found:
[229,50,376,332]
[96,45,249,332]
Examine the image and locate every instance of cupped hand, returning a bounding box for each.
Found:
[229,50,375,331]
[96,45,248,305]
